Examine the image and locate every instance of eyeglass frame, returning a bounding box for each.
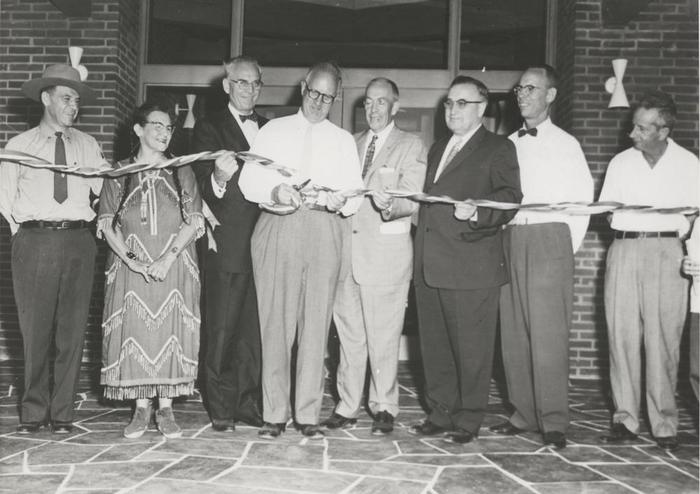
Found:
[145,121,176,134]
[512,84,544,97]
[443,98,486,110]
[304,86,336,104]
[228,78,264,91]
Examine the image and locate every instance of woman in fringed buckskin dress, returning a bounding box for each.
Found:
[98,102,204,438]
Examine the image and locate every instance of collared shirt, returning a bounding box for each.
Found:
[599,138,699,235]
[361,120,395,161]
[508,118,594,252]
[0,122,104,234]
[239,110,364,216]
[210,103,262,198]
[434,125,481,182]
[229,102,260,146]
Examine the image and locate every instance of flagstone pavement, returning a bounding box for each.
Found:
[0,364,697,494]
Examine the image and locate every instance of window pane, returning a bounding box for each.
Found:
[460,0,546,70]
[243,0,449,69]
[147,0,231,65]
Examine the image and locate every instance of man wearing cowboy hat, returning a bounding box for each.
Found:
[0,63,106,434]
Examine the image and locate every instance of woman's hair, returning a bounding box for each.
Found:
[112,102,187,231]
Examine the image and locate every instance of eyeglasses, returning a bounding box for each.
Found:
[512,85,542,96]
[146,121,175,134]
[229,79,263,90]
[363,97,391,107]
[443,99,485,110]
[305,88,336,104]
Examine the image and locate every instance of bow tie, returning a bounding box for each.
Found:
[517,127,538,137]
[240,113,258,123]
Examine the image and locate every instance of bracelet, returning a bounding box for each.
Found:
[125,251,137,260]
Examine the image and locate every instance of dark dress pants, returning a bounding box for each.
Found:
[415,273,500,434]
[204,268,262,424]
[12,227,96,423]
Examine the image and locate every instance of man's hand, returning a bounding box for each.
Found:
[326,191,348,212]
[371,190,394,211]
[213,151,239,187]
[682,256,700,277]
[272,183,302,208]
[454,202,477,221]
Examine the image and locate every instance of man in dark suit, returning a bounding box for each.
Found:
[191,55,268,432]
[410,75,521,444]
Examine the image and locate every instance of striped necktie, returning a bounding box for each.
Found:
[54,132,68,203]
[434,140,462,182]
[361,134,378,178]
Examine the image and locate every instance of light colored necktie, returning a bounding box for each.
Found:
[434,140,461,182]
[54,132,68,203]
[361,134,378,178]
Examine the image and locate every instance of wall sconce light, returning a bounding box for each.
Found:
[175,94,197,129]
[68,46,89,81]
[605,58,629,108]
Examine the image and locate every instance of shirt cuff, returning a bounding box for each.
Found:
[211,174,227,198]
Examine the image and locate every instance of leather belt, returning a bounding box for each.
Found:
[21,220,89,230]
[614,231,678,239]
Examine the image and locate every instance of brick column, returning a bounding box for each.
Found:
[556,0,698,378]
[0,1,140,388]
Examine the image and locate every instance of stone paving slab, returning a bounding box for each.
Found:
[485,452,607,482]
[215,466,358,492]
[328,459,437,482]
[433,466,533,494]
[592,463,699,494]
[64,460,172,490]
[0,371,696,494]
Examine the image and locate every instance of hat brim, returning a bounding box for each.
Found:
[22,77,97,105]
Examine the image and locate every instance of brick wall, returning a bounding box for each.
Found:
[557,0,699,378]
[0,0,141,377]
[0,0,697,384]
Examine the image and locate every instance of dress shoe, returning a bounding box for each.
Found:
[445,428,476,444]
[211,420,236,433]
[298,423,325,439]
[656,436,679,451]
[543,431,567,449]
[51,421,74,434]
[17,422,44,434]
[408,420,446,436]
[489,421,525,435]
[371,411,394,435]
[600,423,637,444]
[258,422,286,439]
[322,412,357,430]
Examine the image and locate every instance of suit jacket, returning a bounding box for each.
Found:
[414,126,522,290]
[191,109,269,273]
[350,126,427,286]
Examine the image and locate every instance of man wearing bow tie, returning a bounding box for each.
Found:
[192,56,268,432]
[410,76,521,444]
[489,65,593,449]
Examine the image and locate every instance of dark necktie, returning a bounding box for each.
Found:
[240,113,258,124]
[54,132,68,204]
[517,127,538,138]
[361,134,378,178]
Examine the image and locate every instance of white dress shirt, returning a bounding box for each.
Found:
[238,110,364,216]
[434,125,481,183]
[599,138,699,235]
[210,103,261,198]
[0,123,104,234]
[508,118,594,252]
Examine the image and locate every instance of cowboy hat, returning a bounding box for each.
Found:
[21,64,96,104]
